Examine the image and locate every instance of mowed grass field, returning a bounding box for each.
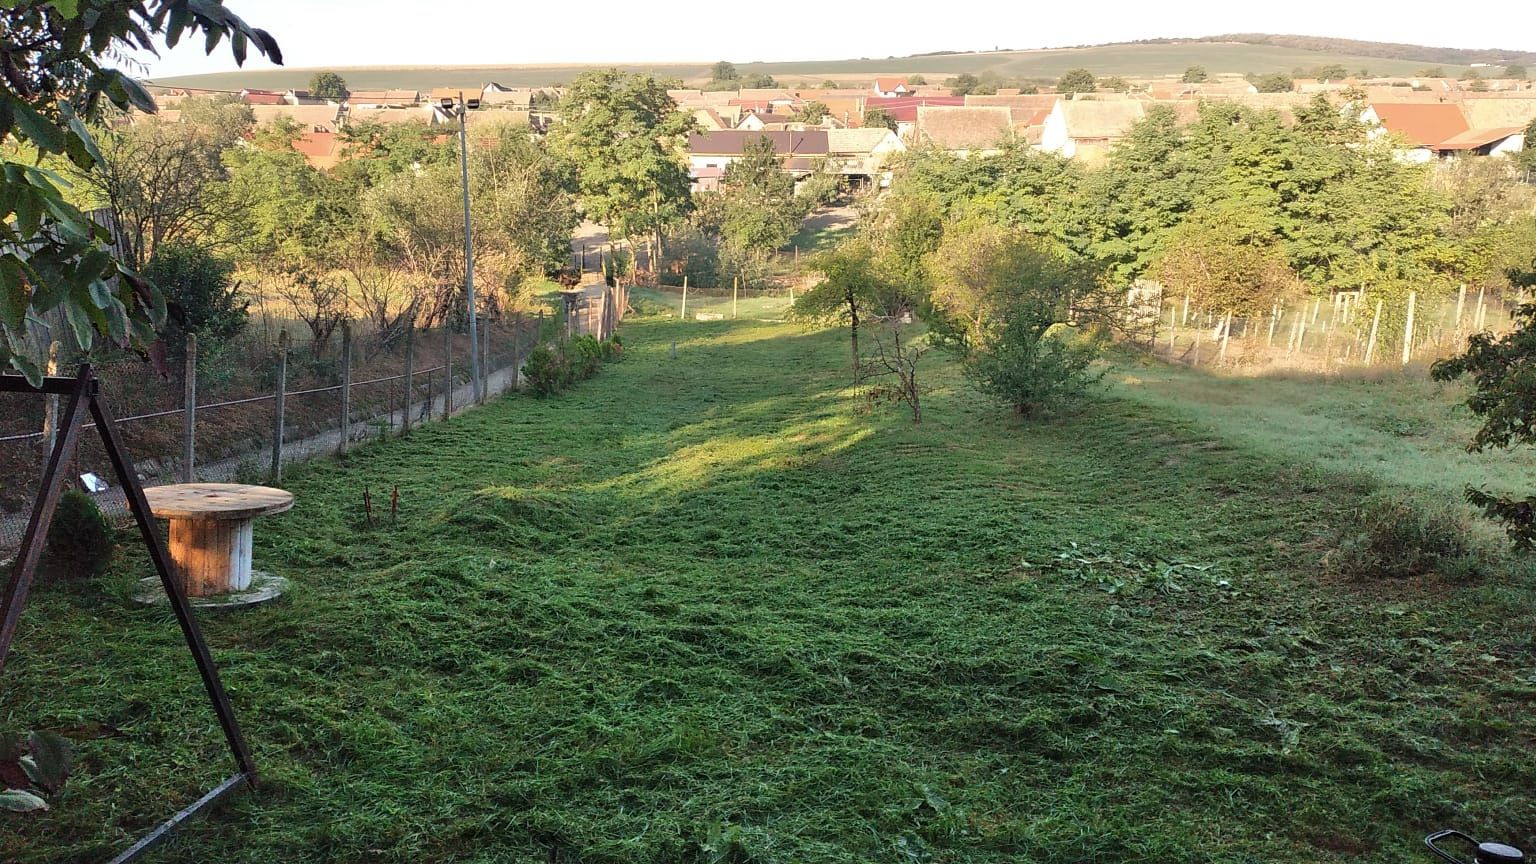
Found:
[152,41,1446,92]
[3,316,1535,863]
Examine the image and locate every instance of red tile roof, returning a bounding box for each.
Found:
[1435,126,1524,150]
[1369,102,1469,147]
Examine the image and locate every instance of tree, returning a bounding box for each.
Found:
[1252,73,1294,92]
[863,107,897,132]
[0,1,281,383]
[1431,303,1536,549]
[699,137,804,287]
[1057,68,1096,94]
[76,119,234,270]
[1099,76,1131,92]
[1314,63,1349,81]
[1517,118,1536,178]
[792,101,830,124]
[909,75,927,85]
[144,241,247,355]
[549,69,694,257]
[308,71,347,101]
[1182,65,1209,83]
[1417,66,1446,78]
[710,61,739,83]
[820,79,839,90]
[1152,219,1296,316]
[1505,64,1527,79]
[795,238,885,375]
[947,73,981,97]
[927,220,1107,417]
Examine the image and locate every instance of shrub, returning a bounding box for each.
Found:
[1326,490,1481,579]
[522,345,571,396]
[39,490,114,582]
[146,241,248,357]
[570,335,603,378]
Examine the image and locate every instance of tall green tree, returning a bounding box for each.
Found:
[308,71,347,100]
[549,69,694,258]
[1182,65,1208,83]
[0,1,280,382]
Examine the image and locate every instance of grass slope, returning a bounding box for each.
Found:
[153,41,1453,92]
[3,318,1535,863]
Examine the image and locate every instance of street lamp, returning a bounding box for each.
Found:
[442,92,483,402]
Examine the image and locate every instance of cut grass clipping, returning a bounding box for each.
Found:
[2,316,1534,863]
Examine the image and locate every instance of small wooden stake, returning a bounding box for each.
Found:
[1364,298,1383,365]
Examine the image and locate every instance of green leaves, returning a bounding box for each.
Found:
[0,789,48,813]
[0,730,72,814]
[0,0,281,380]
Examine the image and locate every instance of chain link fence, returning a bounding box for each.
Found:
[0,309,561,554]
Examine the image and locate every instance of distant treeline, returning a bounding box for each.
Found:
[1185,34,1536,68]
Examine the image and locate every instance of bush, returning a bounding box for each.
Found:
[39,490,114,582]
[1326,490,1481,579]
[146,241,248,357]
[522,344,572,396]
[521,336,620,397]
[966,323,1104,418]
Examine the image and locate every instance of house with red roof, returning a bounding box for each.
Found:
[873,78,912,98]
[1362,102,1526,162]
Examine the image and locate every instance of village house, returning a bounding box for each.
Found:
[1361,101,1525,162]
[345,89,421,108]
[1038,100,1147,162]
[826,127,906,188]
[873,77,912,98]
[685,130,829,192]
[912,105,1016,157]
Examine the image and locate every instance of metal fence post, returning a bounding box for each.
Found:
[442,325,452,420]
[339,321,352,455]
[181,335,196,482]
[402,316,415,435]
[511,312,524,388]
[270,330,288,481]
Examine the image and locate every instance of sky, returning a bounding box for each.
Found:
[139,0,1536,78]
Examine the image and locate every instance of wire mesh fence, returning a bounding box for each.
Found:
[0,310,560,554]
[1146,286,1518,373]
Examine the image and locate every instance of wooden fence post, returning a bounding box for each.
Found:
[1401,291,1416,365]
[1181,292,1190,325]
[680,275,688,320]
[1218,312,1232,364]
[443,325,453,420]
[402,315,415,435]
[512,312,524,388]
[339,321,352,455]
[270,330,288,481]
[42,341,61,458]
[481,321,491,404]
[732,276,739,319]
[1364,298,1383,365]
[1454,284,1467,335]
[1266,309,1277,349]
[1167,308,1177,356]
[180,336,196,482]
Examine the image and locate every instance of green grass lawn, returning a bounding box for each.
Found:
[3,317,1534,863]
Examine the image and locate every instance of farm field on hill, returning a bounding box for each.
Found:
[152,41,1442,91]
[3,317,1534,863]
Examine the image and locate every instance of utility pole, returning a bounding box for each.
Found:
[455,92,483,403]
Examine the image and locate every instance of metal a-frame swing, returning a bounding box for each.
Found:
[0,366,257,864]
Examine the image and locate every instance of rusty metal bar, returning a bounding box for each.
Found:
[104,772,251,864]
[88,388,258,781]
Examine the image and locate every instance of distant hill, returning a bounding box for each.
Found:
[151,35,1528,92]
